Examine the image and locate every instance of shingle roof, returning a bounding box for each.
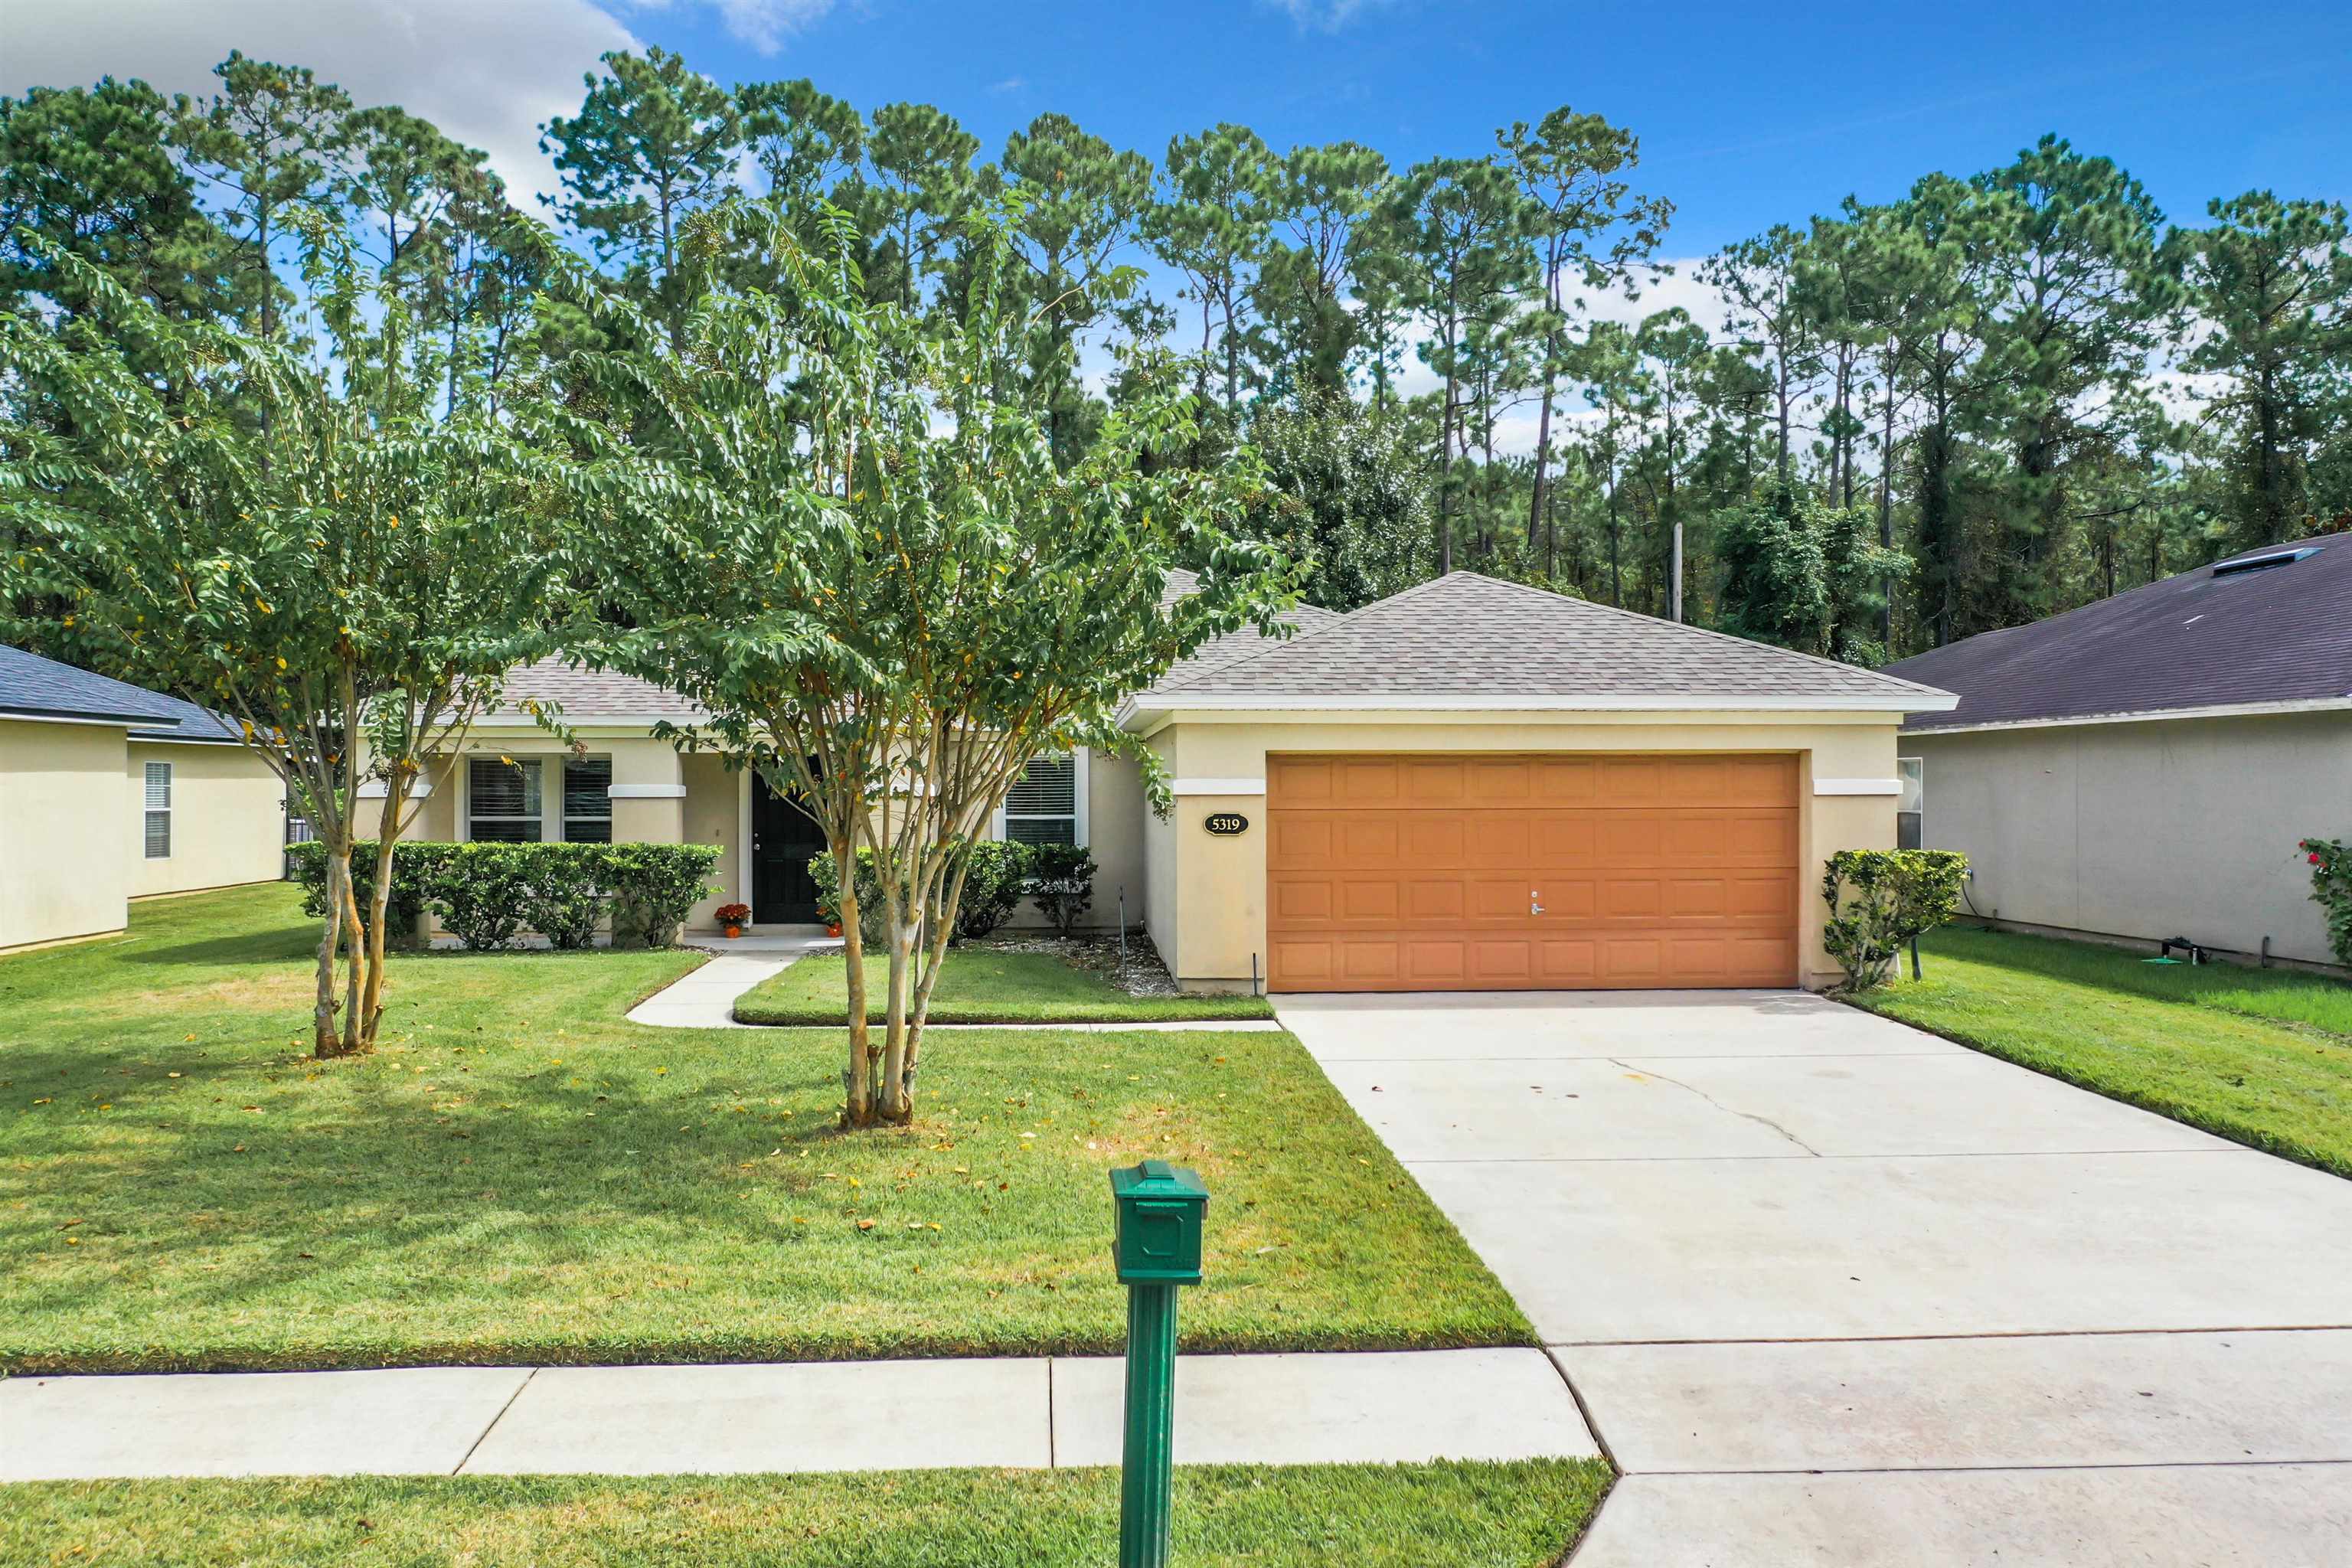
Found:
[1886,533,2352,733]
[0,645,188,727]
[1135,572,1953,711]
[485,660,703,722]
[1159,567,1342,678]
[126,689,243,743]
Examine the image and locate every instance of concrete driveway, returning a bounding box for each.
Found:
[1275,990,2352,1566]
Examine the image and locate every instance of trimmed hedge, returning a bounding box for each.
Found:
[1821,848,1969,990]
[811,840,1037,946]
[287,841,722,951]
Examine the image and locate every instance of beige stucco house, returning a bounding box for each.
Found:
[1,647,287,954]
[1884,532,2351,972]
[384,572,1952,991]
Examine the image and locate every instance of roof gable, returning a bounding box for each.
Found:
[1886,533,2352,731]
[0,645,187,728]
[1137,572,1951,712]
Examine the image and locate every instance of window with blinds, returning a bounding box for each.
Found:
[142,761,172,859]
[1002,753,1077,845]
[468,758,543,841]
[563,759,613,843]
[1897,757,1923,851]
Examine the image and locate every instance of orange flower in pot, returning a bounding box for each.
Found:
[715,903,751,939]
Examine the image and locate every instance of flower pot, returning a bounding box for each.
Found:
[722,923,743,939]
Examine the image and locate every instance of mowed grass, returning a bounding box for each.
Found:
[0,886,1526,1374]
[1854,925,2352,1178]
[2,1460,1613,1568]
[733,949,1274,1025]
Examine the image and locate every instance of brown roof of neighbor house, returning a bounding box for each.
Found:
[1885,533,2352,733]
[1133,571,1955,712]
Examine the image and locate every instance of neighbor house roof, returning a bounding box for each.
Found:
[1886,533,2352,734]
[0,645,187,729]
[1125,571,1956,720]
[126,689,245,745]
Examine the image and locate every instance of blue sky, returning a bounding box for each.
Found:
[635,0,2351,252]
[8,0,2347,259]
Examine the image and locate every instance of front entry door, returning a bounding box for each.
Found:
[752,773,827,925]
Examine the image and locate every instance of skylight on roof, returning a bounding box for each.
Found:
[2210,545,2322,578]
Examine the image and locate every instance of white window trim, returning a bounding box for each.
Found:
[461,755,615,843]
[142,760,172,860]
[993,746,1089,848]
[1897,756,1924,848]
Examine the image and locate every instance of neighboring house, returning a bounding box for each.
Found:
[1884,533,2352,972]
[376,570,1951,991]
[0,646,287,954]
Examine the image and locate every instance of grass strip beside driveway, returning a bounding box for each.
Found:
[1854,926,2352,1178]
[732,949,1275,1025]
[0,887,1524,1374]
[3,1461,1614,1567]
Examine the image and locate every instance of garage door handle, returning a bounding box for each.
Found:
[1530,891,1545,916]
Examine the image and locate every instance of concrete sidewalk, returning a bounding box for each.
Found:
[0,1348,1596,1481]
[625,937,1286,1032]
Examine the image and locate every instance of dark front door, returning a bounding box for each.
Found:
[752,773,828,925]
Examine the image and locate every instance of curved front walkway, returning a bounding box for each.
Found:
[1272,988,2352,1566]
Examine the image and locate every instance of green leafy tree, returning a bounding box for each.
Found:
[0,225,567,1056]
[1714,484,1908,661]
[0,77,244,325]
[861,102,980,310]
[538,47,742,348]
[1258,140,1387,396]
[171,51,355,339]
[2180,191,2352,547]
[1246,387,1432,609]
[1144,123,1279,418]
[554,200,1297,1126]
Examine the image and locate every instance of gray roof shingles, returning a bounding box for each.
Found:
[1885,533,2352,733]
[1140,571,1952,708]
[490,661,703,720]
[0,645,188,727]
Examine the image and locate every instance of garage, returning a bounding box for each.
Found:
[1265,751,1799,992]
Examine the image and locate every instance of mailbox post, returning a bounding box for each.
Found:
[1109,1158,1208,1568]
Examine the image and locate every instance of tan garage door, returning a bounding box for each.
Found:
[1266,753,1798,992]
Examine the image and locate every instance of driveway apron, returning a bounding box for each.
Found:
[1275,989,2352,1566]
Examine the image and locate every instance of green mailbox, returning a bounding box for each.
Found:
[1110,1159,1209,1284]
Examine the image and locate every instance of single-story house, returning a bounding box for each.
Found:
[1,646,288,954]
[1883,532,2351,972]
[376,571,1952,991]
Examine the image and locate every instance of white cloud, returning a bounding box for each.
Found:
[612,0,836,54]
[0,0,638,211]
[1265,0,1395,30]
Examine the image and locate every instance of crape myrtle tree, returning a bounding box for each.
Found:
[552,199,1298,1127]
[0,223,567,1057]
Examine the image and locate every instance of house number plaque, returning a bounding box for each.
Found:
[1203,812,1250,837]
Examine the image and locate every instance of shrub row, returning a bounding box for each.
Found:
[288,841,722,951]
[810,841,1098,945]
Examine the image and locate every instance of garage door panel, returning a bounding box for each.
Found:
[1266,752,1798,993]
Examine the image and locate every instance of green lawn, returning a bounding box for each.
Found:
[0,886,1524,1374]
[1854,925,2352,1178]
[2,1460,1612,1567]
[733,949,1275,1026]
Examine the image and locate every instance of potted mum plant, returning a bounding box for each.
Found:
[715,902,751,939]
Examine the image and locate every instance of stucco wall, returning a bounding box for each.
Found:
[680,750,744,928]
[126,740,284,899]
[1,718,130,952]
[1140,710,1904,992]
[1906,710,2350,968]
[1002,746,1149,933]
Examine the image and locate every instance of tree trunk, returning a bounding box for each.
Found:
[312,841,348,1057]
[357,799,403,1052]
[1877,346,1898,652]
[837,840,877,1127]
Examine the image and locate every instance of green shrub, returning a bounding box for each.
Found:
[810,847,886,944]
[528,843,611,950]
[1027,843,1096,938]
[430,843,547,952]
[1821,848,1969,991]
[286,840,454,949]
[2300,837,2352,967]
[953,840,1034,942]
[603,843,724,949]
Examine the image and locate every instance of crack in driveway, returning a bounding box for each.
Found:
[1605,1057,1821,1155]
